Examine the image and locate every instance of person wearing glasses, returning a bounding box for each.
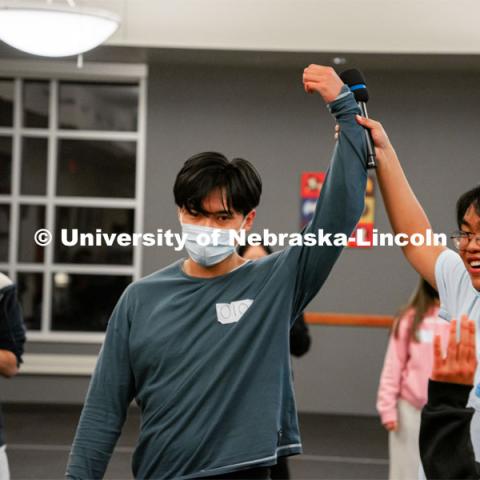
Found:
[348,115,480,458]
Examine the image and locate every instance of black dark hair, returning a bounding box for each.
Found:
[237,243,273,257]
[456,185,480,228]
[173,152,262,216]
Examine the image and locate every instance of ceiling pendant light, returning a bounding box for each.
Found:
[0,1,120,57]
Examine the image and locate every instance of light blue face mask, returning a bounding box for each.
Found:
[181,221,245,267]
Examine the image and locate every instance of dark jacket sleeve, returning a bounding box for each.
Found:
[289,314,311,357]
[420,379,480,480]
[0,284,27,365]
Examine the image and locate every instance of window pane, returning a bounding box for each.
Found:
[0,205,9,262]
[57,139,136,198]
[0,80,13,127]
[0,136,12,194]
[59,82,138,131]
[52,274,131,331]
[23,80,49,128]
[17,272,43,330]
[21,137,48,195]
[18,205,46,263]
[54,206,134,265]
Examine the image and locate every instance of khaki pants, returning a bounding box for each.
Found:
[388,399,421,480]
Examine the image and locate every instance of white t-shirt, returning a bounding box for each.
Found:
[434,248,480,458]
[435,248,480,327]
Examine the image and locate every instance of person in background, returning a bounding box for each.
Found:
[377,277,449,480]
[239,243,311,480]
[0,273,27,480]
[420,315,478,479]
[349,113,480,455]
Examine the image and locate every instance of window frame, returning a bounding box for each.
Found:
[0,60,147,343]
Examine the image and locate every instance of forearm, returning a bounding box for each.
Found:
[67,287,134,478]
[377,339,406,423]
[66,358,132,478]
[375,145,444,286]
[377,147,432,238]
[67,403,126,479]
[0,349,18,378]
[290,91,367,314]
[308,90,367,236]
[420,380,478,479]
[66,360,132,478]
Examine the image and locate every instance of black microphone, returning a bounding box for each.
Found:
[339,69,376,169]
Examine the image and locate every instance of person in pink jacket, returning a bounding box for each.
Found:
[377,278,449,480]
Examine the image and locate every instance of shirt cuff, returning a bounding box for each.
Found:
[379,410,398,425]
[327,84,359,118]
[428,379,473,409]
[334,84,351,101]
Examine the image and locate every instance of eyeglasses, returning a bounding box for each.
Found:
[450,231,480,251]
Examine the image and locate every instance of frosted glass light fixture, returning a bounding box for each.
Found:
[0,2,120,57]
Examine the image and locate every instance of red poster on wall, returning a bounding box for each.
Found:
[300,172,375,248]
[300,172,325,199]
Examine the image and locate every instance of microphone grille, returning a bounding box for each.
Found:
[339,68,369,102]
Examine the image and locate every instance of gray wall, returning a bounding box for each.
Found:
[3,60,480,415]
[141,63,480,415]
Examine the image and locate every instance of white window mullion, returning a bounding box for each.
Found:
[133,77,147,282]
[0,60,147,82]
[42,79,58,334]
[16,196,48,205]
[51,264,134,275]
[19,128,49,138]
[53,197,136,208]
[26,332,106,343]
[2,62,147,344]
[15,263,46,273]
[18,264,134,275]
[57,130,139,141]
[8,79,22,283]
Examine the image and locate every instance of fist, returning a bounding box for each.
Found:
[303,65,344,103]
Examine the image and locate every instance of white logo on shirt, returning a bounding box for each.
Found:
[216,299,253,324]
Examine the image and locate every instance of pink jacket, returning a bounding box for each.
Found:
[376,307,450,424]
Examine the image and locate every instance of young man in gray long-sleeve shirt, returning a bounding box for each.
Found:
[66,65,368,480]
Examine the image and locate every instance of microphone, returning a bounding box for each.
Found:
[339,69,376,169]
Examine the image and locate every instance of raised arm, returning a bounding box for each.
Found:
[355,116,445,288]
[285,66,367,316]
